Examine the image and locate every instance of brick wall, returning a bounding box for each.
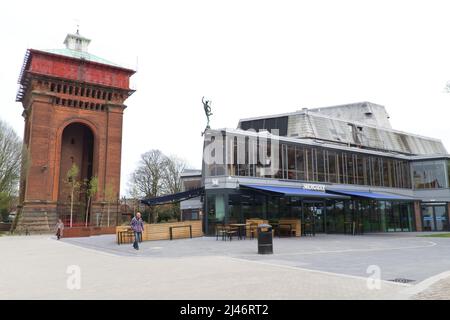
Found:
[15,49,133,233]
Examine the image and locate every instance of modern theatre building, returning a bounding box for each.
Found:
[201,102,450,235]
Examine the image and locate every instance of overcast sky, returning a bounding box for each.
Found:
[1,0,450,196]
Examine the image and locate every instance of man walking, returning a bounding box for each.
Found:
[131,212,144,250]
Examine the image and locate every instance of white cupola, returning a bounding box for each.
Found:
[63,29,91,52]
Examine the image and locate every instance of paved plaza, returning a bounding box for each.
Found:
[1,233,450,299]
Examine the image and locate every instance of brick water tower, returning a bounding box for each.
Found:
[14,31,135,233]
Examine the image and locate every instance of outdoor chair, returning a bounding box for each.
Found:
[302,223,315,236]
[277,224,292,237]
[224,226,239,241]
[354,221,364,235]
[118,229,134,245]
[245,223,258,240]
[215,225,227,241]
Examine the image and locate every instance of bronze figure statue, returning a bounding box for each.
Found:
[202,96,213,135]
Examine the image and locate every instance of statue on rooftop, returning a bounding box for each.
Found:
[202,96,213,136]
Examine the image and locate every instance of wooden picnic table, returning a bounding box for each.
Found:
[229,223,247,240]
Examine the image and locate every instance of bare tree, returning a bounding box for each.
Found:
[161,155,187,195]
[66,163,81,228]
[84,176,98,227]
[131,150,166,198]
[130,150,167,223]
[128,184,141,215]
[0,119,23,223]
[130,150,189,223]
[104,182,117,227]
[0,119,22,197]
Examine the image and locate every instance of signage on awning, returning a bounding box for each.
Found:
[302,184,326,192]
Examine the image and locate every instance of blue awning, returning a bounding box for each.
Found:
[141,187,204,206]
[327,189,416,201]
[240,184,349,199]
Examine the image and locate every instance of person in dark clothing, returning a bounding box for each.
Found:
[55,219,64,240]
[130,212,144,250]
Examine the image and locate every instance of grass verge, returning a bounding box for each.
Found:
[418,233,450,238]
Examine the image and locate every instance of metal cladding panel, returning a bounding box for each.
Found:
[287,113,315,138]
[310,116,334,141]
[410,135,425,154]
[310,117,353,144]
[360,127,381,149]
[239,103,447,155]
[389,131,407,153]
[377,130,396,152]
[334,120,353,143]
[309,102,393,129]
[286,113,447,155]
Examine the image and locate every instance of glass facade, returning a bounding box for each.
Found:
[204,189,416,235]
[203,133,450,236]
[412,160,449,189]
[421,204,449,231]
[239,116,289,136]
[206,133,412,189]
[206,193,226,234]
[448,161,450,188]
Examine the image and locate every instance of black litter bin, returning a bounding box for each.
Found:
[257,224,273,254]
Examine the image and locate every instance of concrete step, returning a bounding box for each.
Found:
[20,217,54,221]
[14,209,57,234]
[15,227,51,232]
[20,212,55,217]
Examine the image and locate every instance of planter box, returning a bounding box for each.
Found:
[62,226,117,238]
[0,223,11,232]
[90,226,116,236]
[63,227,91,238]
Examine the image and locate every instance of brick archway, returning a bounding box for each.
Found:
[52,119,100,203]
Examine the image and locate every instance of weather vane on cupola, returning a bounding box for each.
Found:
[73,18,82,37]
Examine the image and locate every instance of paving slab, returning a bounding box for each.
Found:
[1,233,449,299]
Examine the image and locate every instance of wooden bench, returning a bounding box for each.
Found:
[245,219,268,239]
[276,223,293,237]
[279,218,301,237]
[169,225,192,240]
[116,221,203,243]
[117,229,134,244]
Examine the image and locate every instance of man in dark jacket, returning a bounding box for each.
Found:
[130,212,144,250]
